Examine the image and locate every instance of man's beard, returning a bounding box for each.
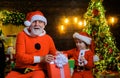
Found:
[30,27,43,36]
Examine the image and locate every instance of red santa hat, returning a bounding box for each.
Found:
[24,11,47,26]
[73,32,92,45]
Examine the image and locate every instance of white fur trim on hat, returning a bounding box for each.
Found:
[24,15,47,27]
[24,21,31,27]
[73,32,92,45]
[31,15,47,25]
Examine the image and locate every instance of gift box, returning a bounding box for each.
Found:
[68,59,75,76]
[47,54,71,78]
[68,59,75,68]
[47,63,71,78]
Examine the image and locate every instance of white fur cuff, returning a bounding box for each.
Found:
[93,55,99,62]
[34,56,41,63]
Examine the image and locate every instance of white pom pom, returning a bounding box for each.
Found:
[24,21,31,26]
[93,55,99,62]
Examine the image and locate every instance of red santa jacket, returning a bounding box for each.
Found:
[63,48,94,69]
[15,30,57,70]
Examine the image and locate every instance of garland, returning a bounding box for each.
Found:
[0,10,25,26]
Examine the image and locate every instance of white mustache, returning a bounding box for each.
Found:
[33,25,43,30]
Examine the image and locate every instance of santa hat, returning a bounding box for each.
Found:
[24,11,47,26]
[73,32,92,45]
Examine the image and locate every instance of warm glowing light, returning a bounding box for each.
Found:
[58,25,65,34]
[74,17,78,23]
[108,16,118,26]
[78,21,83,26]
[111,17,115,24]
[64,18,69,24]
[58,16,86,34]
[60,25,64,31]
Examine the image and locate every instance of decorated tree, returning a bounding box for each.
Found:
[82,0,120,76]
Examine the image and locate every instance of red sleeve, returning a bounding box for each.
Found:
[16,32,34,64]
[62,48,76,59]
[84,50,94,69]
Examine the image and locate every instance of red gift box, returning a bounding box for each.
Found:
[47,62,71,78]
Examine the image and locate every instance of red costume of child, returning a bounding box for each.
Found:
[63,32,94,78]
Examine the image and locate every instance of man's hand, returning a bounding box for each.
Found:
[44,54,54,63]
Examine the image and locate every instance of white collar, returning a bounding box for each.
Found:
[80,49,89,56]
[80,49,89,52]
[23,27,46,37]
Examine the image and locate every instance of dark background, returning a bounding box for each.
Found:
[0,0,120,50]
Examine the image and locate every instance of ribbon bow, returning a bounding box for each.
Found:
[54,54,68,68]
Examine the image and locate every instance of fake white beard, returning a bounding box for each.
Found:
[30,27,43,36]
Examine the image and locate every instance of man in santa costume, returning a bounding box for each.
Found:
[6,10,57,78]
[63,32,95,78]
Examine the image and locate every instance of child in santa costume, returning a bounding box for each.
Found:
[63,32,96,78]
[6,10,58,78]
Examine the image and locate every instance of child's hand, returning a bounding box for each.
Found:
[80,56,85,61]
[81,56,88,65]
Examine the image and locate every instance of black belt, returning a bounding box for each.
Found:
[12,68,34,74]
[74,66,90,72]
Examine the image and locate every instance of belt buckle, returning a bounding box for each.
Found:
[76,66,84,72]
[24,68,34,74]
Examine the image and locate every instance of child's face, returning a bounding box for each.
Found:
[74,38,87,50]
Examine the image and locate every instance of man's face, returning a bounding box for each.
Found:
[30,20,45,36]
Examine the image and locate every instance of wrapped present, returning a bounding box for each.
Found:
[47,54,71,78]
[68,59,75,76]
[68,59,75,68]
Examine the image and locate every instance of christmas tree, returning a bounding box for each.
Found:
[82,0,120,75]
